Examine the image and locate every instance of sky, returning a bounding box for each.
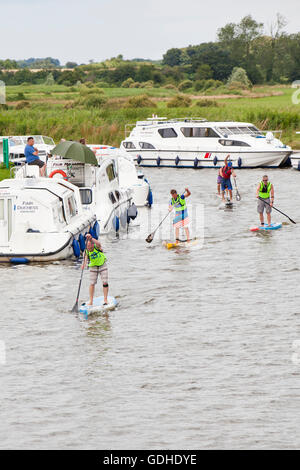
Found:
[0,0,299,64]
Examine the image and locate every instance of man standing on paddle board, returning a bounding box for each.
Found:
[82,233,109,306]
[256,175,274,226]
[169,188,191,243]
[219,155,236,203]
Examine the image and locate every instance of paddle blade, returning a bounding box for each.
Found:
[289,218,296,224]
[71,301,79,313]
[236,192,241,201]
[145,233,154,243]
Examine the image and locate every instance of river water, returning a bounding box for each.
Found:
[1,168,300,449]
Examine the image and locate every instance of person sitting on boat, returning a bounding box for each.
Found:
[256,175,274,226]
[24,137,47,177]
[169,188,191,244]
[82,233,109,306]
[219,155,236,203]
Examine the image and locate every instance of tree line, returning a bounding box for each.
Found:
[1,15,299,87]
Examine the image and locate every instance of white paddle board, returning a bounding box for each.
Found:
[80,295,118,319]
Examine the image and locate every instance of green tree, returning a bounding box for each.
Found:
[162,48,182,66]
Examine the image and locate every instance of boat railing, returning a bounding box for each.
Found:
[10,163,26,178]
[124,117,208,138]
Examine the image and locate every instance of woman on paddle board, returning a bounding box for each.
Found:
[256,175,274,226]
[219,155,236,203]
[82,234,109,306]
[169,188,191,243]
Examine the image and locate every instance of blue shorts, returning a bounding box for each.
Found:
[221,178,232,191]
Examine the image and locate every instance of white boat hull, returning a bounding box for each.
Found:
[127,150,291,168]
[0,219,95,263]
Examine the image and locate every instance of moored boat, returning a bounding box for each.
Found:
[0,176,97,263]
[121,117,292,169]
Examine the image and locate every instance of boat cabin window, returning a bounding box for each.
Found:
[158,128,178,138]
[139,142,155,149]
[109,192,116,204]
[106,163,116,182]
[42,136,55,145]
[79,188,93,205]
[181,127,219,138]
[115,191,120,201]
[219,139,251,147]
[67,196,77,217]
[123,141,136,149]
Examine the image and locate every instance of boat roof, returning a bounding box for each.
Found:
[0,177,76,198]
[134,118,255,127]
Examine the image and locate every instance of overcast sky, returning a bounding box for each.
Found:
[0,0,299,64]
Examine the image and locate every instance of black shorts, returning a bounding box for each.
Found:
[28,159,44,168]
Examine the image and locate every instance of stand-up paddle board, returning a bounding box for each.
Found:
[250,222,282,232]
[163,238,199,250]
[80,295,118,319]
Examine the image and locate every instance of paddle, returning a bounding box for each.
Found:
[146,210,171,243]
[71,254,86,313]
[258,197,296,224]
[234,177,241,201]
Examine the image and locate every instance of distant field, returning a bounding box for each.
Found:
[1,84,300,149]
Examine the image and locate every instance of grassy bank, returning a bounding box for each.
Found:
[0,164,11,182]
[1,84,300,148]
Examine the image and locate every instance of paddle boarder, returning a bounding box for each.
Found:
[82,233,109,306]
[219,155,236,203]
[256,175,274,226]
[169,188,191,243]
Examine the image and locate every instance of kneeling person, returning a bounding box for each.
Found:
[82,233,108,306]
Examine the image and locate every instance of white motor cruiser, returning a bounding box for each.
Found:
[88,144,153,207]
[89,145,153,207]
[46,153,137,234]
[0,135,55,165]
[0,172,97,263]
[121,117,292,168]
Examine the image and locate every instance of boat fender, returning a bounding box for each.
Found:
[49,169,68,180]
[72,239,81,258]
[137,155,142,165]
[238,157,242,168]
[78,233,86,252]
[194,157,199,168]
[156,156,161,166]
[147,188,153,207]
[113,215,120,232]
[89,226,97,239]
[175,156,180,166]
[93,221,100,239]
[213,156,218,166]
[10,257,29,264]
[128,203,138,220]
